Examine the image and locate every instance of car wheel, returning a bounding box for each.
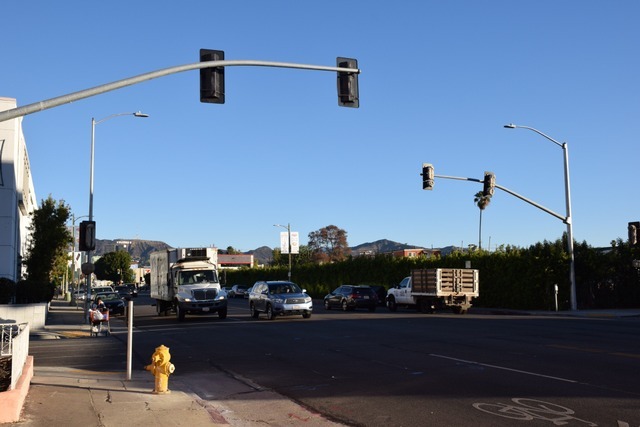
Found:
[266,304,276,320]
[324,300,331,310]
[341,300,348,311]
[176,304,185,321]
[302,312,311,319]
[250,303,259,319]
[387,297,397,312]
[218,307,227,319]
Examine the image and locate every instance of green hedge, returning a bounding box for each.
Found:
[226,240,640,310]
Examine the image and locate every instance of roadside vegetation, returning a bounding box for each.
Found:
[229,226,640,310]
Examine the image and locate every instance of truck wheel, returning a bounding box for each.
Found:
[266,304,276,320]
[156,300,164,316]
[218,307,227,319]
[419,299,434,314]
[250,303,259,319]
[451,306,467,315]
[387,297,397,312]
[176,304,185,321]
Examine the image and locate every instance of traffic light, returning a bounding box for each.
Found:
[79,220,96,251]
[421,163,434,190]
[483,172,495,197]
[629,221,640,246]
[200,49,225,104]
[337,57,359,108]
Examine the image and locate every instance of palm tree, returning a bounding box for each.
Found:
[473,191,492,250]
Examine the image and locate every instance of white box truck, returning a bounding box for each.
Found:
[150,247,227,321]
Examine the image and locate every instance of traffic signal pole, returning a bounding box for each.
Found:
[433,173,567,223]
[0,59,361,123]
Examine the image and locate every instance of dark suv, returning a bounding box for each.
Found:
[249,281,313,320]
[323,285,378,312]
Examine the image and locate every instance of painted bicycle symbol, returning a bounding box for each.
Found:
[473,398,597,426]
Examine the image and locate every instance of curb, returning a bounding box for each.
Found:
[0,355,33,423]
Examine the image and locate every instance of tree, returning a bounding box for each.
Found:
[94,251,134,283]
[23,196,73,284]
[308,225,349,263]
[473,191,492,250]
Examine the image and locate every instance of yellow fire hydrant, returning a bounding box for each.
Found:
[145,345,175,394]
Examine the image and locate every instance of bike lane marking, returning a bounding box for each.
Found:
[429,353,578,383]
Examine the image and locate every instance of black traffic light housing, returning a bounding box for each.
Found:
[337,57,359,108]
[483,172,496,197]
[200,49,225,104]
[629,221,640,246]
[79,220,96,251]
[421,163,434,190]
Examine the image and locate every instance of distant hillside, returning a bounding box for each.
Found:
[94,239,452,267]
[95,239,171,265]
[350,239,422,256]
[247,246,274,266]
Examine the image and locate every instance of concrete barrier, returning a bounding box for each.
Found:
[0,303,48,330]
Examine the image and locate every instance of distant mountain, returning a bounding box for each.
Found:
[247,246,274,266]
[94,239,450,267]
[95,239,171,265]
[350,239,422,256]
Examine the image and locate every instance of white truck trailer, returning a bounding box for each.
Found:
[386,268,479,314]
[150,247,227,321]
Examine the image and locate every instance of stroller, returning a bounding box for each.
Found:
[89,305,110,337]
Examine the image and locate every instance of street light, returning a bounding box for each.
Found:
[504,123,577,311]
[86,111,149,314]
[274,223,292,281]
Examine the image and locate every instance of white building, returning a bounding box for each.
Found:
[0,97,36,282]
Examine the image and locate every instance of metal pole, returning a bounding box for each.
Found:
[126,300,133,380]
[0,60,361,123]
[287,223,292,282]
[85,118,96,320]
[504,124,577,310]
[85,112,148,319]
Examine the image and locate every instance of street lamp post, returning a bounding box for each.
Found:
[274,223,292,281]
[85,111,148,315]
[504,123,577,311]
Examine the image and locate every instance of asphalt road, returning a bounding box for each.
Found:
[33,294,640,426]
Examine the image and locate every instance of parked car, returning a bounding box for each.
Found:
[249,281,313,320]
[115,284,138,300]
[324,285,378,312]
[93,292,126,316]
[90,286,114,299]
[229,284,248,298]
[73,290,86,301]
[366,285,387,306]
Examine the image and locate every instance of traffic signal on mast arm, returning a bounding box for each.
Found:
[421,163,434,190]
[483,172,496,197]
[78,220,96,251]
[337,57,359,108]
[629,221,640,246]
[200,49,225,104]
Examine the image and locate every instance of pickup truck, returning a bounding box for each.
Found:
[387,268,479,314]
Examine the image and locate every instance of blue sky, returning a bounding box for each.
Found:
[2,1,638,252]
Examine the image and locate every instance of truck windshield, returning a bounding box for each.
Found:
[179,270,218,285]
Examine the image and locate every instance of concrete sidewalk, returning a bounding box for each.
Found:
[2,299,344,427]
